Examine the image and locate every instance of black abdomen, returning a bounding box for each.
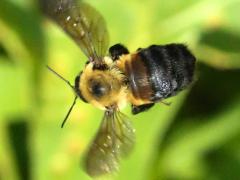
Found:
[126,44,196,103]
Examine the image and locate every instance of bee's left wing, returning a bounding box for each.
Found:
[84,110,135,177]
[40,0,109,62]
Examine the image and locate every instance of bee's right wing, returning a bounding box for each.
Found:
[39,0,109,62]
[84,110,135,177]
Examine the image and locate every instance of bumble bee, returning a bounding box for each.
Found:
[40,0,196,177]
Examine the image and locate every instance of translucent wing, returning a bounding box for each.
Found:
[84,110,135,177]
[40,0,109,62]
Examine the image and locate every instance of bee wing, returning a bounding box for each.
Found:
[84,110,135,177]
[40,0,109,62]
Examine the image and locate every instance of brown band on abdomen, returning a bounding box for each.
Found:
[125,54,153,102]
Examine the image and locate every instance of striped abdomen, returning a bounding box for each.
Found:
[124,44,196,105]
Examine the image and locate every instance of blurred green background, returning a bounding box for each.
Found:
[1,0,240,179]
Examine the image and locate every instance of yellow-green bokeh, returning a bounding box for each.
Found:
[1,0,240,180]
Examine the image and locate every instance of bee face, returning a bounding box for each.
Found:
[88,75,111,99]
[78,62,127,110]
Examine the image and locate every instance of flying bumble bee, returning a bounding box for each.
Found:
[40,0,196,177]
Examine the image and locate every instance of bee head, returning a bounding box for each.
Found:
[76,60,127,110]
[87,75,111,99]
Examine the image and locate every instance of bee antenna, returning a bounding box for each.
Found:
[46,65,78,128]
[61,95,78,128]
[46,65,74,89]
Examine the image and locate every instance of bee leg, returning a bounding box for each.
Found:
[160,101,171,106]
[109,43,129,61]
[131,103,155,115]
